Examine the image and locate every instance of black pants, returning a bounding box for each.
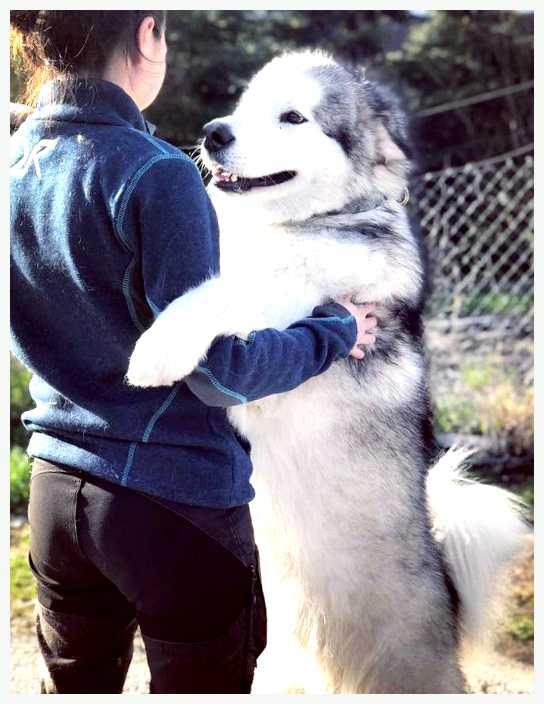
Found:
[27,459,266,694]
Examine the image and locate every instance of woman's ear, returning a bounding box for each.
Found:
[127,15,167,110]
[135,16,159,63]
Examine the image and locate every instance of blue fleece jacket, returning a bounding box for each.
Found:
[10,79,357,508]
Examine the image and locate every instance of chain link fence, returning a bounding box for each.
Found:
[411,146,534,387]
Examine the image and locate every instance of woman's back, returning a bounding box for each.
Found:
[10,78,250,505]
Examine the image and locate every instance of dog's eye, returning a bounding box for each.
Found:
[280,111,308,125]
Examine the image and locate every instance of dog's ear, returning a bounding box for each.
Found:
[363,81,413,164]
[349,76,412,199]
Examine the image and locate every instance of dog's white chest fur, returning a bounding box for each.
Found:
[216,208,323,333]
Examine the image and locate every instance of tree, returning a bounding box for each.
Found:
[11,10,533,170]
[386,10,533,169]
[145,10,413,148]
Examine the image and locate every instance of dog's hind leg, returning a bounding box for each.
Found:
[355,640,466,694]
[314,564,466,693]
[321,617,465,694]
[250,555,327,694]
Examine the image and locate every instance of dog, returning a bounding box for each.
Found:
[126,50,529,693]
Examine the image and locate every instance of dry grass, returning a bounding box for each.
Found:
[435,354,534,456]
[495,539,534,664]
[479,383,534,454]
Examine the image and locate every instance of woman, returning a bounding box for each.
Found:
[10,10,377,694]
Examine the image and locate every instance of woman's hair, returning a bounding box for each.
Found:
[10,10,167,107]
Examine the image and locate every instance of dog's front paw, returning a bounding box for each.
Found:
[126,327,176,388]
[126,322,207,387]
[126,277,231,387]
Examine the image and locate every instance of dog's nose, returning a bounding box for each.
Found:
[202,120,235,152]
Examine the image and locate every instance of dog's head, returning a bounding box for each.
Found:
[200,51,412,222]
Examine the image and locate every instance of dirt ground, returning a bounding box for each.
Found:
[10,531,534,695]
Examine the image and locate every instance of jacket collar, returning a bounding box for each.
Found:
[32,78,149,133]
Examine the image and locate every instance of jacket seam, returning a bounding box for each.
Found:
[136,131,170,155]
[195,365,248,404]
[304,314,355,325]
[114,153,186,249]
[142,385,181,443]
[121,384,182,485]
[121,258,146,333]
[113,153,187,331]
[121,442,138,485]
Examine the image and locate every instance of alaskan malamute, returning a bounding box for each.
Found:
[127,51,529,693]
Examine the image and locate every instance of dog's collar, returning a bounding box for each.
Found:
[399,188,410,206]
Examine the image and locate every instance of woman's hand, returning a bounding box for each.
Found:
[335,296,377,360]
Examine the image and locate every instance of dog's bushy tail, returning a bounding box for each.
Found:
[426,447,531,642]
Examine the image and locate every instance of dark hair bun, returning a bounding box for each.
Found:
[10,11,40,33]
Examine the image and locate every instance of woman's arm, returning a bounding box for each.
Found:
[121,155,370,399]
[183,301,357,407]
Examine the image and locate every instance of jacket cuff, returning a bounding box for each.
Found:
[310,302,357,356]
[311,301,355,321]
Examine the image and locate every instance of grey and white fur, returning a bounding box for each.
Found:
[127,51,529,693]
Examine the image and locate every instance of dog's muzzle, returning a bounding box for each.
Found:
[202,118,297,194]
[203,120,235,153]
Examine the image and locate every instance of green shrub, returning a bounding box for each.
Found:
[10,447,31,510]
[516,483,534,509]
[10,355,32,448]
[460,291,533,317]
[435,355,534,455]
[10,522,36,626]
[509,480,534,524]
[507,614,534,642]
[434,399,484,435]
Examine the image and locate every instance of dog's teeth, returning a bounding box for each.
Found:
[212,166,240,184]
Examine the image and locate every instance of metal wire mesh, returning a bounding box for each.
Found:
[411,147,534,384]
